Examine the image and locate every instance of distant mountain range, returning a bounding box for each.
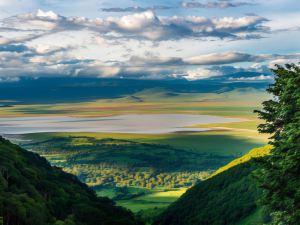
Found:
[0,74,271,104]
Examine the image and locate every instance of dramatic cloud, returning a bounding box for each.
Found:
[228,75,273,81]
[184,52,264,65]
[178,64,273,81]
[0,4,298,82]
[101,1,254,12]
[268,58,300,69]
[0,10,269,42]
[0,40,298,81]
[128,55,184,66]
[0,33,46,45]
[183,68,222,80]
[101,5,172,13]
[127,52,300,67]
[182,0,255,9]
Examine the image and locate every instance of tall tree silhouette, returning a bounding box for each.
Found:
[255,63,300,224]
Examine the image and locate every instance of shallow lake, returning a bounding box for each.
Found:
[0,114,241,134]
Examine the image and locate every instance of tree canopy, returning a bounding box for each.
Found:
[0,137,143,225]
[254,63,300,224]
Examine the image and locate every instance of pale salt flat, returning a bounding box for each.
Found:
[0,114,241,134]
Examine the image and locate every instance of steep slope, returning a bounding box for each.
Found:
[211,145,272,177]
[0,137,142,225]
[154,146,271,225]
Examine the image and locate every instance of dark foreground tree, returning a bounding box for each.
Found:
[254,63,300,224]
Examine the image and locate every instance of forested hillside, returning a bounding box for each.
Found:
[211,145,272,177]
[0,137,142,225]
[153,146,270,225]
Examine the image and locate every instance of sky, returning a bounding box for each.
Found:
[0,0,299,82]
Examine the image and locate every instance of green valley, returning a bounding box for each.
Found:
[6,125,266,215]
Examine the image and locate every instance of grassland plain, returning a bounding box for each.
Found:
[0,88,269,118]
[21,129,268,156]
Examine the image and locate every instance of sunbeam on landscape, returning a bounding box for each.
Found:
[0,1,299,225]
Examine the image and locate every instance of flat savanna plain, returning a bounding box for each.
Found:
[1,88,270,216]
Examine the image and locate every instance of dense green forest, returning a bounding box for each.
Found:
[0,137,143,225]
[153,159,268,225]
[22,137,232,190]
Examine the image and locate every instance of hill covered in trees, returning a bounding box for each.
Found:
[21,136,232,190]
[0,136,143,225]
[153,146,270,225]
